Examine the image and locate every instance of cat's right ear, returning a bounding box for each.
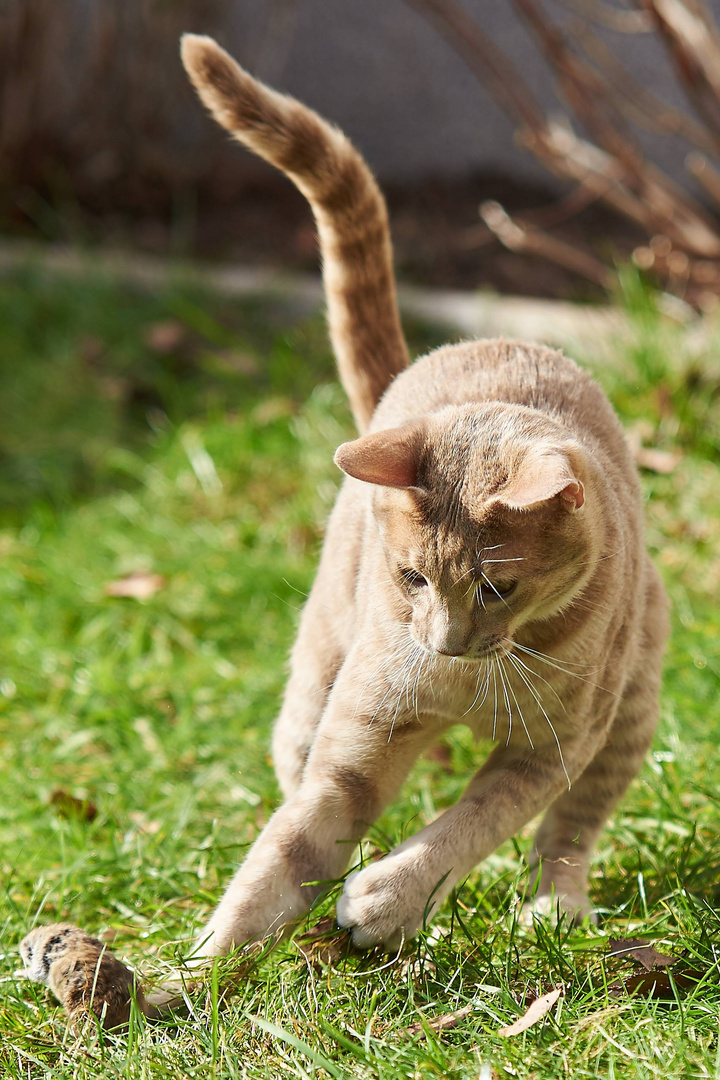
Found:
[334,421,427,489]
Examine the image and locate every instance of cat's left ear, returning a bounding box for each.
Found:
[334,420,427,489]
[495,451,584,513]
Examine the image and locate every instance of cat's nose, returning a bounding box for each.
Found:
[435,645,469,657]
[429,611,473,656]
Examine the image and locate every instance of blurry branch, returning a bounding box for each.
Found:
[641,0,720,141]
[403,0,545,129]
[407,0,720,308]
[556,0,653,33]
[0,0,228,211]
[570,17,717,149]
[480,200,616,287]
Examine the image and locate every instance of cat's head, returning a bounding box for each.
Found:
[335,403,598,660]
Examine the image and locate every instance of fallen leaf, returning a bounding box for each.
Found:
[403,1003,475,1037]
[128,811,161,835]
[608,938,676,970]
[295,916,352,970]
[145,319,186,353]
[78,334,106,364]
[427,742,454,772]
[399,955,438,982]
[609,967,704,1000]
[626,428,681,474]
[253,397,296,425]
[498,987,562,1037]
[105,571,166,600]
[98,375,130,401]
[634,447,681,474]
[49,788,97,822]
[209,349,259,376]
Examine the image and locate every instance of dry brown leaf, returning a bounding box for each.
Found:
[609,967,704,999]
[78,334,106,364]
[626,429,681,474]
[105,571,166,600]
[128,811,161,835]
[253,397,296,425]
[145,319,187,353]
[209,349,259,376]
[49,788,98,822]
[608,937,676,970]
[634,446,681,474]
[295,915,352,970]
[403,1003,475,1037]
[399,955,438,982]
[427,741,454,772]
[497,987,562,1037]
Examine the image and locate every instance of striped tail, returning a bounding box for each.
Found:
[181,34,410,431]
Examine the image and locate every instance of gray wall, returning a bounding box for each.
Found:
[219,0,719,187]
[3,0,719,206]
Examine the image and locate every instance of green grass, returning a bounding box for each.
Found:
[1,261,720,1078]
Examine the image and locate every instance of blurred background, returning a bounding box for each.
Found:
[4,0,720,299]
[3,5,720,1072]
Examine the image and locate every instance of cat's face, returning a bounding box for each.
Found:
[336,405,595,660]
[376,490,591,660]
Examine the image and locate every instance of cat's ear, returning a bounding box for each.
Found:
[334,420,427,489]
[496,451,584,513]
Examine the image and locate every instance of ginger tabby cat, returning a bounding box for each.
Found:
[180,34,668,959]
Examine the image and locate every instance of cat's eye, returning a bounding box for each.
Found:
[477,579,516,604]
[400,567,428,590]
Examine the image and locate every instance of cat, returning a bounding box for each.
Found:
[180,34,668,959]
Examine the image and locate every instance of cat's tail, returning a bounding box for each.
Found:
[181,34,410,432]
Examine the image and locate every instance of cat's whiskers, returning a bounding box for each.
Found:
[463,657,491,716]
[498,653,534,750]
[501,641,567,713]
[359,635,418,724]
[388,642,426,741]
[351,630,408,708]
[494,655,513,746]
[480,570,514,613]
[598,539,632,562]
[503,647,571,789]
[453,565,478,588]
[410,648,426,720]
[369,652,411,728]
[403,645,425,713]
[511,640,593,673]
[482,557,525,565]
[491,658,499,740]
[512,641,618,697]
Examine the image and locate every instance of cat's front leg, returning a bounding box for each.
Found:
[336,734,607,949]
[192,664,441,960]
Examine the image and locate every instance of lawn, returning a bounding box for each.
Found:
[1,261,719,1078]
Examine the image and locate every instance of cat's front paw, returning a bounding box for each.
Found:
[336,851,444,950]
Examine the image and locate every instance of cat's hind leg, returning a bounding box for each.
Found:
[523,582,667,924]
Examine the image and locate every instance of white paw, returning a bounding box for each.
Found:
[519,887,597,927]
[336,851,444,950]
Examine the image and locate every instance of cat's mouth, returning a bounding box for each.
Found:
[432,640,506,664]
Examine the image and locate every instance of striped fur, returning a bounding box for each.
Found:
[181,34,410,432]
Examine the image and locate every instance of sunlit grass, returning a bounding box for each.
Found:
[1,265,719,1077]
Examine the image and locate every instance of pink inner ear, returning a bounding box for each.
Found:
[333,420,426,489]
[560,480,584,511]
[497,452,584,512]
